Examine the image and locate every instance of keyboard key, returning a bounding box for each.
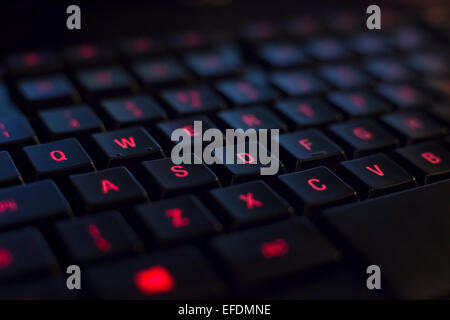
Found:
[75,66,137,99]
[274,98,343,129]
[132,59,188,89]
[340,153,417,199]
[0,151,23,188]
[271,71,327,97]
[306,38,350,61]
[141,156,220,199]
[327,91,390,117]
[285,16,320,37]
[279,129,346,171]
[120,36,165,59]
[322,180,450,299]
[101,95,167,129]
[0,83,20,117]
[210,218,341,287]
[407,52,449,76]
[65,43,116,67]
[365,58,412,82]
[170,30,209,51]
[0,227,58,284]
[390,26,427,50]
[209,181,292,229]
[6,51,62,77]
[0,115,39,153]
[349,33,390,56]
[91,126,164,168]
[55,211,143,263]
[17,75,79,108]
[377,84,426,109]
[23,138,95,181]
[257,43,308,68]
[185,46,242,79]
[69,167,148,213]
[161,86,226,116]
[0,180,72,231]
[216,79,276,106]
[134,195,222,245]
[329,119,399,158]
[381,110,447,143]
[217,105,287,132]
[39,105,105,141]
[319,65,369,89]
[87,246,225,299]
[240,21,278,43]
[278,166,358,215]
[395,141,450,184]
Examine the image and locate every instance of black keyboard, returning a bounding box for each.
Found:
[0,2,450,300]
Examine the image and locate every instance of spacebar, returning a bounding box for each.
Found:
[321,179,450,299]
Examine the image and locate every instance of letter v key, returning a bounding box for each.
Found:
[365,164,384,176]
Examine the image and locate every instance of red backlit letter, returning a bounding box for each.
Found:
[241,114,261,126]
[307,178,327,191]
[101,179,120,194]
[421,152,441,164]
[365,164,384,176]
[87,224,111,253]
[237,153,255,164]
[239,193,263,209]
[261,239,289,258]
[50,150,68,161]
[0,248,13,269]
[114,137,136,149]
[171,165,189,178]
[353,127,372,140]
[299,139,312,151]
[134,266,176,295]
[165,208,190,228]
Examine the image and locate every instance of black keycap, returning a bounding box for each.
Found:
[328,119,399,158]
[319,65,369,89]
[185,46,242,79]
[364,58,412,82]
[274,98,343,129]
[430,105,450,126]
[285,16,320,37]
[217,105,287,132]
[322,180,450,299]
[327,91,390,117]
[390,26,427,50]
[132,59,188,89]
[278,166,358,215]
[39,105,105,141]
[120,36,165,59]
[279,129,346,171]
[169,30,209,51]
[75,66,137,99]
[23,138,95,181]
[340,153,417,199]
[407,52,448,76]
[349,33,390,56]
[65,43,116,67]
[216,79,276,106]
[395,141,450,184]
[210,218,341,287]
[209,181,292,230]
[91,126,164,168]
[69,167,148,213]
[0,115,39,153]
[161,86,226,116]
[141,156,220,199]
[243,66,270,86]
[0,180,72,230]
[0,83,21,117]
[381,110,447,143]
[101,95,167,129]
[6,51,62,76]
[240,21,278,43]
[271,71,327,97]
[376,84,426,108]
[306,38,350,61]
[87,246,225,299]
[257,43,308,68]
[17,74,79,108]
[0,151,23,188]
[55,211,143,263]
[0,227,58,284]
[134,195,222,245]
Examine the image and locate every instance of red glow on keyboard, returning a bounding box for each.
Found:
[87,224,112,253]
[114,137,136,149]
[131,37,151,53]
[94,71,112,83]
[239,192,263,209]
[150,63,168,75]
[165,208,190,228]
[350,94,366,108]
[36,81,53,92]
[0,200,18,214]
[22,53,41,66]
[177,90,202,108]
[353,127,373,140]
[78,45,97,59]
[398,86,416,101]
[307,178,327,191]
[404,117,424,130]
[0,248,13,269]
[170,165,189,178]
[261,239,289,259]
[181,124,200,137]
[50,150,68,161]
[421,152,441,164]
[134,266,176,295]
[101,179,120,194]
[204,55,219,67]
[297,104,314,118]
[365,164,384,176]
[241,114,261,126]
[237,152,255,164]
[299,138,312,151]
[293,77,311,90]
[63,111,79,128]
[0,123,10,139]
[237,82,258,99]
[181,31,203,47]
[125,101,143,118]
